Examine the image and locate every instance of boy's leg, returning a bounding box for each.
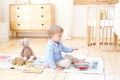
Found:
[28,56,35,62]
[56,58,71,69]
[64,54,79,63]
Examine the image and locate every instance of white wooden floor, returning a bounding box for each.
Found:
[0,38,120,80]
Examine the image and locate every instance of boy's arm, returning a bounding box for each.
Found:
[60,42,73,53]
[46,46,57,69]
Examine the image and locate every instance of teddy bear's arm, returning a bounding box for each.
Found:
[29,47,36,56]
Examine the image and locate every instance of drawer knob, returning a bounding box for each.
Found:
[42,24,44,26]
[41,7,44,9]
[18,24,20,26]
[41,15,44,17]
[17,7,19,9]
[17,15,20,18]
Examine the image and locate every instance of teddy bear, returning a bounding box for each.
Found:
[12,57,25,66]
[18,38,36,63]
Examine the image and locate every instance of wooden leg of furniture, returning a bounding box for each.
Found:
[87,26,91,46]
[16,32,18,38]
[11,31,14,38]
[114,33,118,46]
[117,38,120,49]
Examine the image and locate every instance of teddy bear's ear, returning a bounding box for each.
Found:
[23,38,29,45]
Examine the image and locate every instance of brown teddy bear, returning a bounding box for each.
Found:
[18,38,36,63]
[12,57,25,66]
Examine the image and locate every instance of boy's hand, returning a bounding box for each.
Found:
[55,66,63,71]
[72,47,79,51]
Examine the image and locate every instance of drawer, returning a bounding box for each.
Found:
[11,22,33,30]
[10,5,51,14]
[10,13,51,22]
[10,21,51,30]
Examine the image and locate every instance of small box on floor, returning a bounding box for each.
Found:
[74,62,89,70]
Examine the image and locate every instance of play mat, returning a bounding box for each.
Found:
[0,53,104,74]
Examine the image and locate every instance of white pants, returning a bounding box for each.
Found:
[56,58,71,69]
[56,54,79,69]
[56,54,75,69]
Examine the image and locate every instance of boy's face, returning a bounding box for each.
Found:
[51,32,63,42]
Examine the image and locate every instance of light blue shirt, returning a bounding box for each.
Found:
[45,40,73,69]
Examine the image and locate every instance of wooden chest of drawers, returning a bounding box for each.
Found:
[9,4,54,37]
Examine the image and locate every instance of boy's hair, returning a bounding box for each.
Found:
[48,24,64,38]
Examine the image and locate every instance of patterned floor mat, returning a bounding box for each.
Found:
[0,54,104,74]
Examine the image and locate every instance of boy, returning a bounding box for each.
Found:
[45,24,78,71]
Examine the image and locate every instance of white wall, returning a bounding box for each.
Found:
[0,1,10,41]
[50,0,73,39]
[50,0,88,38]
[0,1,4,22]
[0,0,11,22]
[114,2,120,37]
[72,5,88,38]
